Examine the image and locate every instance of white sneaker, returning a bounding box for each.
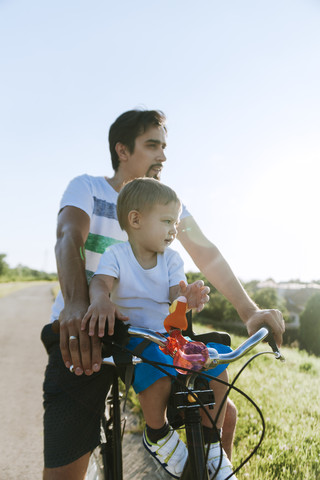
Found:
[207,442,237,479]
[143,427,188,478]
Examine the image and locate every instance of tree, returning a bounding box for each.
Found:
[299,293,320,356]
[0,254,9,276]
[252,287,290,321]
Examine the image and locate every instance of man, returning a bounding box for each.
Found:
[42,109,285,479]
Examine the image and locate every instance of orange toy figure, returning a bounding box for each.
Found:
[163,296,189,333]
[161,296,209,375]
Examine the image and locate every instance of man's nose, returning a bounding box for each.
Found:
[158,149,166,163]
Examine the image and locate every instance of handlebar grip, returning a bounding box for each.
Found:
[262,324,278,351]
[261,324,285,361]
[101,319,131,346]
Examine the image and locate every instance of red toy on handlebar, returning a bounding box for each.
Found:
[160,296,210,374]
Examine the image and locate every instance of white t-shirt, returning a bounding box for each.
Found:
[51,174,191,322]
[95,242,187,333]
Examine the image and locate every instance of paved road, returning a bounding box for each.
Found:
[0,283,169,480]
[0,283,54,479]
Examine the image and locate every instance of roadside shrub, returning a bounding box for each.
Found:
[299,292,320,356]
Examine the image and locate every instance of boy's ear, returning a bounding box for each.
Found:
[128,210,141,229]
[115,142,129,162]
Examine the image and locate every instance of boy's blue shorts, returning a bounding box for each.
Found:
[126,336,232,394]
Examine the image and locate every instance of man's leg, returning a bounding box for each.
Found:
[43,453,90,480]
[222,398,237,460]
[42,325,111,479]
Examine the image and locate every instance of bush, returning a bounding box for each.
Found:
[299,293,320,356]
[0,253,57,282]
[252,287,290,321]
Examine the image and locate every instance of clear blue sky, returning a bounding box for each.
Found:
[1,0,319,282]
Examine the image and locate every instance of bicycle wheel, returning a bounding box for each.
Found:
[86,369,124,480]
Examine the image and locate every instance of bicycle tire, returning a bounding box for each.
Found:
[85,369,124,480]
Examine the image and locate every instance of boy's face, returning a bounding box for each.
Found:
[138,201,181,254]
[125,126,167,180]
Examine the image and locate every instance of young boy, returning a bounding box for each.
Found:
[81,178,237,480]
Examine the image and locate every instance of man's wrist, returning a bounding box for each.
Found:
[238,302,260,325]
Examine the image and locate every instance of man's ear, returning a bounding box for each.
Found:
[128,210,141,229]
[115,142,129,162]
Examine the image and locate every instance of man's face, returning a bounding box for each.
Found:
[125,126,167,180]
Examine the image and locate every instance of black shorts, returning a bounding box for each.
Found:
[41,324,113,468]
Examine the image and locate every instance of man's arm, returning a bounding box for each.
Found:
[56,206,102,375]
[178,215,285,346]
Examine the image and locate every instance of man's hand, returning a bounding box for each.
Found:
[178,280,210,312]
[245,308,285,348]
[59,301,102,376]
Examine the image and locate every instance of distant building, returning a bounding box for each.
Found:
[257,280,320,328]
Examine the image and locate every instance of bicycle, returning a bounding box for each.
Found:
[83,321,284,480]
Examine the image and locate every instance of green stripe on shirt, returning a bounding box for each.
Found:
[85,233,123,254]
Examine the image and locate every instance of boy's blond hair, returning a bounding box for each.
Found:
[117,178,181,231]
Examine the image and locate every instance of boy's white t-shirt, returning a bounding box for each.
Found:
[95,242,187,333]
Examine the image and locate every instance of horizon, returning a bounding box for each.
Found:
[3,256,320,287]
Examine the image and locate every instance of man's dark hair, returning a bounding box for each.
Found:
[108,109,167,171]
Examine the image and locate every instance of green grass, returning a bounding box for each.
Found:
[123,323,320,479]
[226,334,320,479]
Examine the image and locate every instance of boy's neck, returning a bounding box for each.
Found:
[129,239,158,270]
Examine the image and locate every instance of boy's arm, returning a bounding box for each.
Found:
[82,274,128,337]
[178,215,285,346]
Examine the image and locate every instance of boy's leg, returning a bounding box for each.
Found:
[202,341,237,460]
[222,398,237,460]
[139,377,188,479]
[130,340,188,479]
[201,369,229,430]
[138,376,172,428]
[201,370,237,479]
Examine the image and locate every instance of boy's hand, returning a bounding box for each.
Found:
[178,280,210,312]
[81,297,129,337]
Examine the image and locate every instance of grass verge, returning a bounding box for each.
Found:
[122,323,320,479]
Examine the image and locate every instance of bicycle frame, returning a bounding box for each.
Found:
[179,373,213,480]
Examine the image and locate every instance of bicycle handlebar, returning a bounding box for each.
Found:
[99,324,285,370]
[207,326,285,365]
